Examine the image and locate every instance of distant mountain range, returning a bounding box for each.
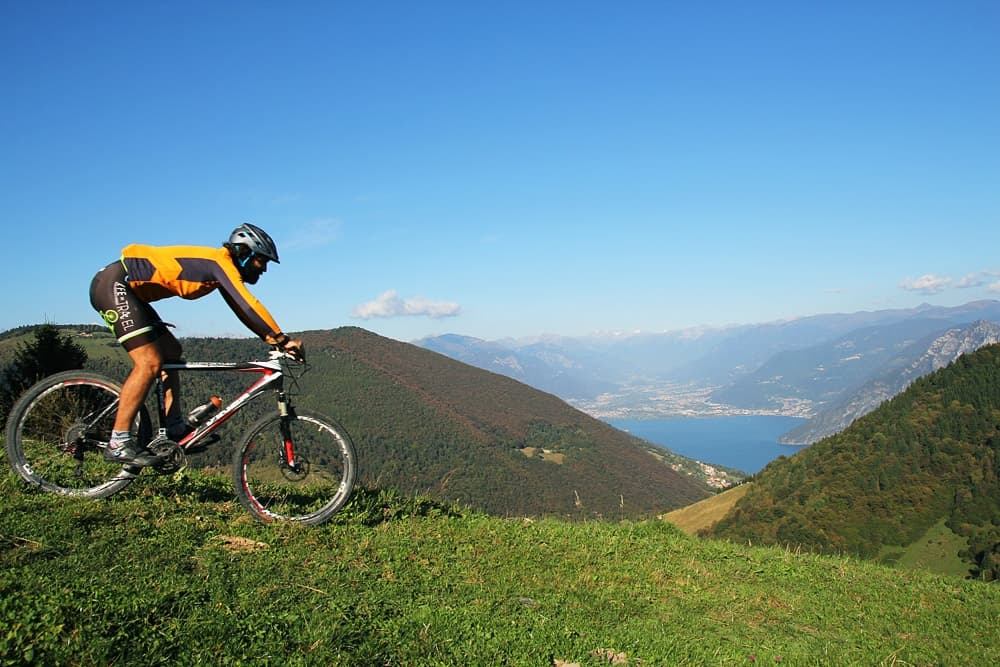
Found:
[778,320,1000,443]
[416,300,1000,442]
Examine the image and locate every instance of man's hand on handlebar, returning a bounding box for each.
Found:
[282,338,306,362]
[267,333,306,362]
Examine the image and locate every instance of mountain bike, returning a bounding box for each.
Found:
[3,350,357,525]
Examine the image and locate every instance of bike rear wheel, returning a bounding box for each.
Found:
[4,371,151,498]
[232,408,357,525]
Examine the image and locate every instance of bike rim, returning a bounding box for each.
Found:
[237,414,354,523]
[11,378,138,496]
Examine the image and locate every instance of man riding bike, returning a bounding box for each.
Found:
[89,223,304,465]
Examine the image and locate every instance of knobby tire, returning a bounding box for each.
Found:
[233,408,357,525]
[4,370,151,499]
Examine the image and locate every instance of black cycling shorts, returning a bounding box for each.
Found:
[89,261,167,351]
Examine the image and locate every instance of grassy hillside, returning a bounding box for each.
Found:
[0,324,124,365]
[709,343,1000,578]
[667,486,972,578]
[1,469,998,666]
[663,483,749,535]
[883,518,970,578]
[1,325,713,518]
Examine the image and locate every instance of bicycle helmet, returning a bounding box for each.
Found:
[227,223,280,263]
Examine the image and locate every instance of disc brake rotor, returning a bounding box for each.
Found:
[280,457,310,482]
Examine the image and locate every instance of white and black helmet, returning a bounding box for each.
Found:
[228,223,280,263]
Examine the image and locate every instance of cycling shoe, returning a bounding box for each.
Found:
[104,443,160,467]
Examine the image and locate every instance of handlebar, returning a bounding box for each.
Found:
[269,345,306,364]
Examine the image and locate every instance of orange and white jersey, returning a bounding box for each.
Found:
[120,244,283,342]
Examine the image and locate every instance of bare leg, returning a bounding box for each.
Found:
[113,332,183,433]
[162,368,182,426]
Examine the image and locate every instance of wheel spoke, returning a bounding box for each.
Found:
[234,410,356,524]
[4,372,145,498]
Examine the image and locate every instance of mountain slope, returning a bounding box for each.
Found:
[616,300,1000,387]
[709,318,958,411]
[414,333,622,398]
[780,320,1000,443]
[708,343,1000,576]
[294,327,711,517]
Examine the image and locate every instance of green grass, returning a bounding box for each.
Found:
[662,483,750,535]
[878,517,971,578]
[1,467,998,666]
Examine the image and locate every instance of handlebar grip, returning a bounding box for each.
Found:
[279,340,306,363]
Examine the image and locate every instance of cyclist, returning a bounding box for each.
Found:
[89,223,304,465]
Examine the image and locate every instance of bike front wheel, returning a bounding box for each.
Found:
[232,408,357,525]
[4,371,151,498]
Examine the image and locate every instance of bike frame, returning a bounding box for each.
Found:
[153,353,298,465]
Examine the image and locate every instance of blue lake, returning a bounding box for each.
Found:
[607,415,810,474]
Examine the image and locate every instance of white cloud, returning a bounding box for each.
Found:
[900,270,1000,295]
[352,290,461,320]
[955,273,986,289]
[899,274,952,294]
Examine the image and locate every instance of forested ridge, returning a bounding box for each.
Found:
[709,343,1000,579]
[0,325,711,518]
[291,327,711,517]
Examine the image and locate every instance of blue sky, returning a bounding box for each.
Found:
[3,1,998,342]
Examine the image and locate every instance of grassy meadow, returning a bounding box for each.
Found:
[1,465,998,666]
[662,484,749,536]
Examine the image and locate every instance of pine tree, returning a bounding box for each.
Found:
[0,324,88,419]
